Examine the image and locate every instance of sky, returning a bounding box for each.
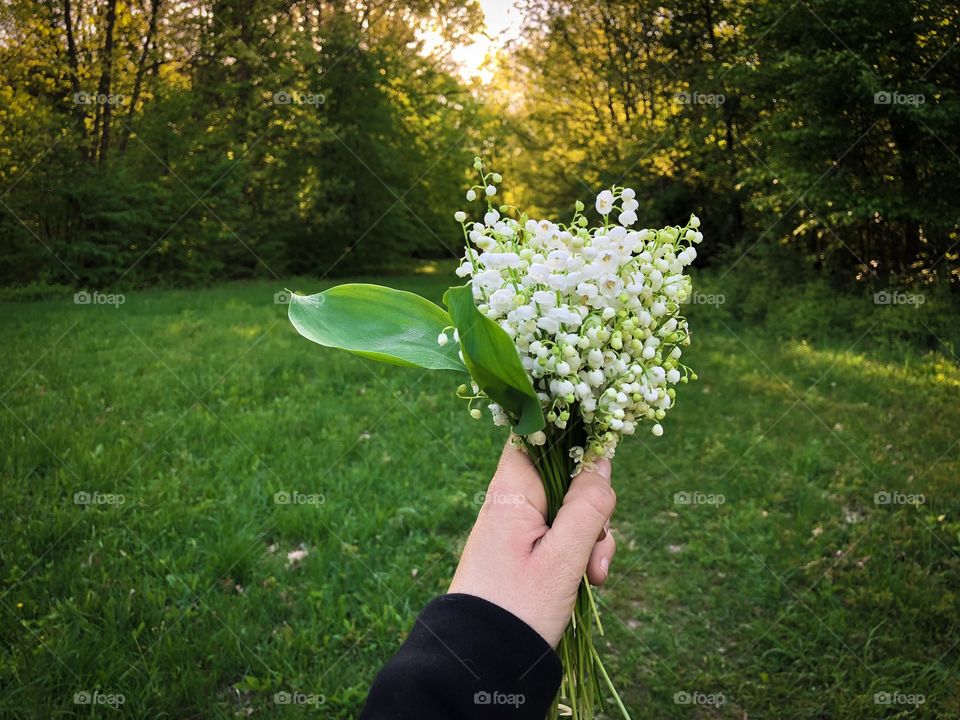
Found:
[427,0,525,83]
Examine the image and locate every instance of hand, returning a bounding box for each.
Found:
[449,437,617,648]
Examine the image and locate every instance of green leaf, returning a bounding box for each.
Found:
[288,284,465,372]
[443,284,545,434]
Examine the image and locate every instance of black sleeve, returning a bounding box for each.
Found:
[359,593,562,719]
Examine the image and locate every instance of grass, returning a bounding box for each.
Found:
[1,273,958,718]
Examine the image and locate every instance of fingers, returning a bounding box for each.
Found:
[484,436,549,520]
[538,459,616,576]
[586,525,616,586]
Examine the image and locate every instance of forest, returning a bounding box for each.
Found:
[1,0,957,291]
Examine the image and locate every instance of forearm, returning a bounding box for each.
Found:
[360,594,562,719]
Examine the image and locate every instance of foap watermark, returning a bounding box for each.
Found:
[688,291,725,307]
[874,491,925,506]
[273,691,325,706]
[874,691,925,708]
[74,290,125,308]
[874,91,924,107]
[274,491,325,507]
[873,290,925,306]
[73,91,125,106]
[674,690,726,707]
[273,90,325,107]
[474,490,526,506]
[675,91,725,106]
[74,491,125,506]
[473,690,525,708]
[74,690,125,708]
[277,289,320,306]
[674,491,725,507]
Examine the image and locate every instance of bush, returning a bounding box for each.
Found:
[0,280,74,302]
[690,249,959,357]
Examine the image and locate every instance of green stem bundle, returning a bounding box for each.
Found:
[524,422,631,720]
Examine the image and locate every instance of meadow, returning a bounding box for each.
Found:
[1,271,958,718]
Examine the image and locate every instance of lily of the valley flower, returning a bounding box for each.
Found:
[452,169,701,468]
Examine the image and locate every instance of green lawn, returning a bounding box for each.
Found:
[1,274,958,718]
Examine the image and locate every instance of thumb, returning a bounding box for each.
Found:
[537,459,615,573]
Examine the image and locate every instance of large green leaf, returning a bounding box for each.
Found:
[288,284,465,372]
[443,284,545,435]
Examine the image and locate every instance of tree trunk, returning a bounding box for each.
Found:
[95,0,119,166]
[889,115,922,274]
[63,0,81,99]
[702,0,743,242]
[120,0,162,154]
[63,0,89,154]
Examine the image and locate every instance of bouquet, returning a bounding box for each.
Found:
[287,158,701,719]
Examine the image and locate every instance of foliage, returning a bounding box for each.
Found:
[0,0,490,287]
[443,283,545,436]
[690,244,960,354]
[3,1,958,291]
[499,0,960,286]
[289,283,465,371]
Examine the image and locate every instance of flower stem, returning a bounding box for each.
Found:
[524,423,632,720]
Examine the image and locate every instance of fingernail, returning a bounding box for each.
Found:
[597,527,607,542]
[600,557,610,578]
[593,458,611,481]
